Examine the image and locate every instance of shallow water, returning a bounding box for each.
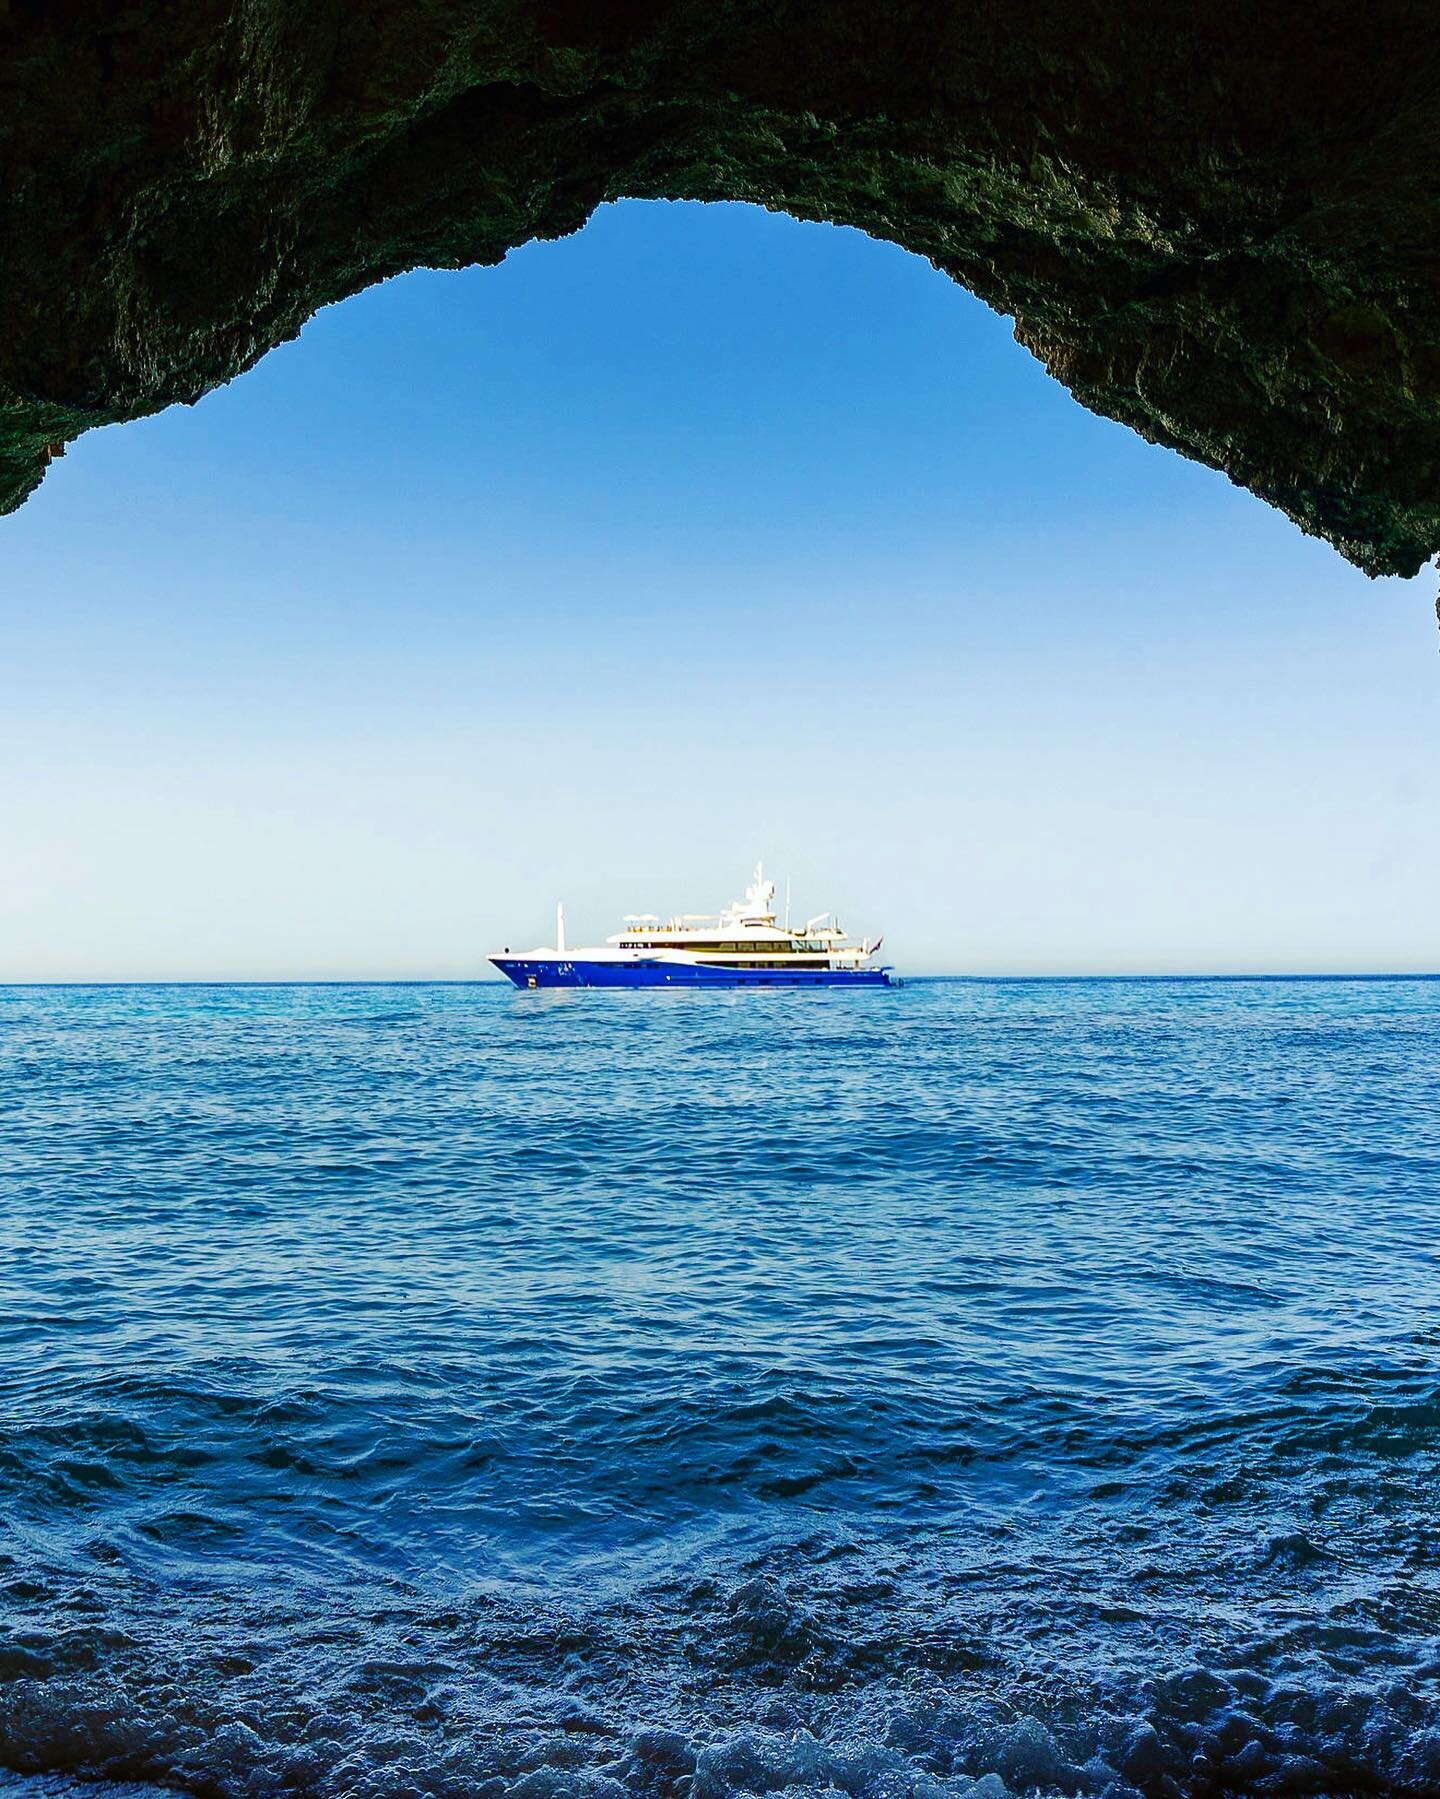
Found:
[2,979,1439,1798]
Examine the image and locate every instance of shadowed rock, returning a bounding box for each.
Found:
[2,0,1438,575]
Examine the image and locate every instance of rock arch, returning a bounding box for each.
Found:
[2,1,1437,575]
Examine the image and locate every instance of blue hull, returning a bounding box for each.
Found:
[492,958,895,990]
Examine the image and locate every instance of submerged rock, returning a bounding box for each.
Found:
[0,1781,168,1798]
[2,1,1440,576]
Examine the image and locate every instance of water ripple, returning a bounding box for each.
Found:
[1,979,1439,1795]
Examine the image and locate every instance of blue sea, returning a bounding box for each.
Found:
[2,979,1439,1799]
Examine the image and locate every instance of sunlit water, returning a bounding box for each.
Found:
[2,979,1439,1798]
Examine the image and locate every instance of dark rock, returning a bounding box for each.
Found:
[2,1,1439,574]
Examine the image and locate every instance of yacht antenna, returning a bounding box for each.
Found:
[785,875,791,931]
[556,902,566,954]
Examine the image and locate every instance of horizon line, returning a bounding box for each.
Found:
[3,972,1440,989]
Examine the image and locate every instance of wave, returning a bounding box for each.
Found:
[4,980,1440,1795]
[3,1562,1440,1797]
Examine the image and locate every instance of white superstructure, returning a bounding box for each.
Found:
[604,864,880,969]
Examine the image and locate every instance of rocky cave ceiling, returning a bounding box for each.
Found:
[2,0,1438,577]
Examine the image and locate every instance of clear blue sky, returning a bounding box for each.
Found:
[2,200,1437,978]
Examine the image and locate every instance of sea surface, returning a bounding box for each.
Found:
[2,979,1439,1799]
